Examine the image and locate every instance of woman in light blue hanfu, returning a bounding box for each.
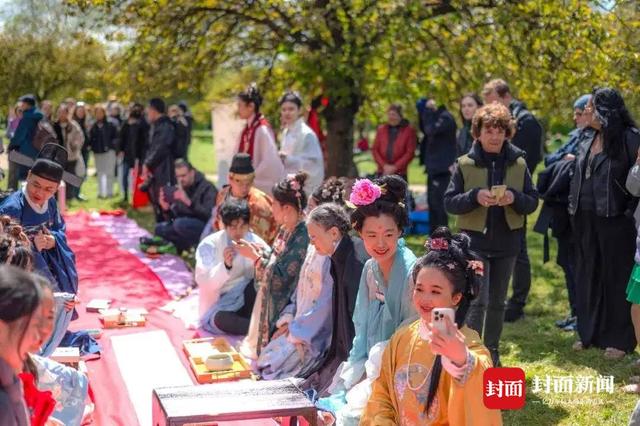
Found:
[316,175,417,426]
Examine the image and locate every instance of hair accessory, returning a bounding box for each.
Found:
[285,174,303,209]
[349,179,382,206]
[426,238,449,251]
[467,260,484,277]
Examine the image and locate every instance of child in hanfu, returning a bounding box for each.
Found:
[360,228,502,425]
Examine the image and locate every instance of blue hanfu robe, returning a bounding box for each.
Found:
[0,190,78,297]
[317,240,417,423]
[257,246,333,379]
[32,355,89,426]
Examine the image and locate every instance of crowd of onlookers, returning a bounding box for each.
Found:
[4,76,640,425]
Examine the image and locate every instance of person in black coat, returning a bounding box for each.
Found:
[301,203,367,396]
[457,93,483,157]
[143,98,175,222]
[482,79,544,322]
[568,88,640,358]
[444,102,539,366]
[417,97,458,231]
[155,159,217,252]
[119,103,148,202]
[89,105,119,198]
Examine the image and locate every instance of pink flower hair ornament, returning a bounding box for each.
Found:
[467,260,484,277]
[349,179,383,206]
[426,238,449,251]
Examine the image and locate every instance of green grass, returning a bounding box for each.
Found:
[29,129,640,424]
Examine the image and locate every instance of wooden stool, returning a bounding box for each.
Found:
[152,378,318,426]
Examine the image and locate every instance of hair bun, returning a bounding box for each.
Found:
[294,171,308,187]
[375,175,407,204]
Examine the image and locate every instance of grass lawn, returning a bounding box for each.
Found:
[49,130,640,424]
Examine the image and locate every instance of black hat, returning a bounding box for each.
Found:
[229,153,254,175]
[19,94,37,107]
[9,144,82,187]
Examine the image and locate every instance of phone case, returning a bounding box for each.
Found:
[432,308,455,335]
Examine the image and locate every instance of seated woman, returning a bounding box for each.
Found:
[318,175,417,424]
[361,228,502,425]
[0,266,45,426]
[239,172,310,359]
[0,144,79,304]
[256,181,351,379]
[196,199,268,335]
[25,276,89,426]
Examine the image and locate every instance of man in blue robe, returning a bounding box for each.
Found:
[0,144,80,309]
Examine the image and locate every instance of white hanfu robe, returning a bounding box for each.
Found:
[280,117,325,195]
[196,229,267,334]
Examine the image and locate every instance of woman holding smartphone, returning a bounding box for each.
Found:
[444,103,538,366]
[362,227,502,425]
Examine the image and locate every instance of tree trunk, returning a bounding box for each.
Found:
[323,100,360,178]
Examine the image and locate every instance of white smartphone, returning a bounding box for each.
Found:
[432,308,456,336]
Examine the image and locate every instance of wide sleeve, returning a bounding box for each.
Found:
[194,237,230,292]
[252,126,284,192]
[284,131,323,176]
[346,262,371,366]
[445,338,503,425]
[288,258,333,346]
[444,163,481,215]
[359,333,398,425]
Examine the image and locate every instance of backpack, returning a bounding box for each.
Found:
[32,119,58,151]
[171,117,190,159]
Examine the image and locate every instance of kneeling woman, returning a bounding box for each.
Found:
[318,175,416,423]
[361,228,502,425]
[239,172,310,359]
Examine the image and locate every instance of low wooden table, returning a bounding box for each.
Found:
[152,378,318,426]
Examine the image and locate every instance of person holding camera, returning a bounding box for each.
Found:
[154,160,217,253]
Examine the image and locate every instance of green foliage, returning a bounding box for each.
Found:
[0,0,110,113]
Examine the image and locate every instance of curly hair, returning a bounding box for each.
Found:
[471,103,516,140]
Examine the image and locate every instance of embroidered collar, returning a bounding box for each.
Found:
[23,188,48,214]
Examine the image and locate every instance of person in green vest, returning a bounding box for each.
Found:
[444,102,539,366]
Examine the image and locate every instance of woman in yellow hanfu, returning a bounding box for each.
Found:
[361,227,503,425]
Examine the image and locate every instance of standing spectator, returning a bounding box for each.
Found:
[6,103,22,141]
[8,95,43,190]
[40,100,54,122]
[482,79,543,322]
[178,101,194,132]
[143,97,175,222]
[457,93,483,156]
[536,94,591,332]
[168,104,190,160]
[73,102,91,201]
[236,83,284,194]
[444,103,539,366]
[155,160,217,253]
[569,88,640,358]
[53,105,84,200]
[372,103,417,183]
[108,103,123,131]
[418,97,458,231]
[119,103,148,203]
[278,91,325,194]
[89,105,119,198]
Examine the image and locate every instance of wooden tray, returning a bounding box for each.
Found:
[182,337,253,384]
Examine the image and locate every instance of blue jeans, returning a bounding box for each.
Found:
[155,217,206,252]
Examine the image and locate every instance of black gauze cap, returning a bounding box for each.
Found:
[31,144,68,183]
[229,153,254,175]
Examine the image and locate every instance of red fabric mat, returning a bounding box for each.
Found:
[65,212,198,426]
